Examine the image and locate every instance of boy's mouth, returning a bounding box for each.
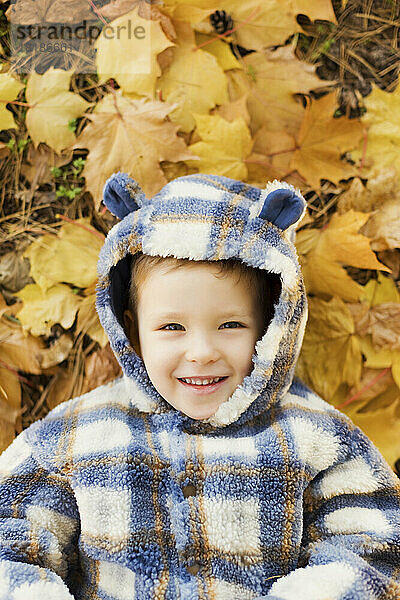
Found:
[177,376,228,394]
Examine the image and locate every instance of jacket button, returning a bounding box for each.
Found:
[186,561,201,575]
[182,483,196,498]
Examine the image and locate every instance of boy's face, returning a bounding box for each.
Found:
[124,263,265,420]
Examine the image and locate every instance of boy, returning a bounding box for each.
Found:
[0,173,399,600]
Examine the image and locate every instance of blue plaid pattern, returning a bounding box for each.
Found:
[0,173,399,600]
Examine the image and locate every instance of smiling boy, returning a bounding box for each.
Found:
[123,255,277,421]
[0,173,399,600]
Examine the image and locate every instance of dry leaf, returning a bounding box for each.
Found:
[26,68,91,154]
[187,114,252,180]
[21,144,72,187]
[351,399,400,470]
[82,344,121,394]
[76,293,108,347]
[337,170,397,214]
[296,211,390,302]
[361,198,400,251]
[241,45,322,135]
[213,94,250,125]
[0,73,24,130]
[0,252,32,294]
[23,218,103,292]
[246,125,297,183]
[195,34,242,71]
[292,93,364,188]
[6,0,93,23]
[297,296,362,401]
[158,42,228,132]
[354,83,400,177]
[349,303,400,351]
[95,6,174,97]
[15,283,82,336]
[76,93,193,206]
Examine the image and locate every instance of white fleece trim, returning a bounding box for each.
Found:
[72,418,132,456]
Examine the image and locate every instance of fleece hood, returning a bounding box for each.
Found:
[96,173,308,431]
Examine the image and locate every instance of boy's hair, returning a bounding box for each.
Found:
[127,252,281,338]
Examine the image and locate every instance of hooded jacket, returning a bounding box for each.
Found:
[0,173,399,600]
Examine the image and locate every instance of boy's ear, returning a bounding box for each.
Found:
[123,309,141,358]
[259,187,306,231]
[102,173,147,220]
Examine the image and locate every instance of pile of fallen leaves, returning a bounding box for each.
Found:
[0,0,399,471]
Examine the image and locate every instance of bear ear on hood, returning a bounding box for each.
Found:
[102,172,147,220]
[258,187,306,231]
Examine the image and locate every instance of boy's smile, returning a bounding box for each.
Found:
[124,262,265,420]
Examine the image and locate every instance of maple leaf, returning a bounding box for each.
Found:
[185,0,337,50]
[82,344,121,395]
[15,283,82,336]
[296,210,391,302]
[187,114,252,180]
[297,296,362,401]
[291,92,364,188]
[25,68,91,154]
[349,275,400,393]
[0,73,24,131]
[95,6,174,97]
[23,218,103,292]
[246,125,303,187]
[158,41,228,132]
[75,92,194,207]
[195,34,242,71]
[6,0,93,24]
[354,83,400,177]
[351,399,400,470]
[76,293,108,348]
[227,45,321,136]
[100,0,177,41]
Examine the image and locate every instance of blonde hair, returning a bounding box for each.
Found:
[127,252,280,338]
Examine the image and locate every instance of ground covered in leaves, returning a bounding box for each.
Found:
[0,0,399,473]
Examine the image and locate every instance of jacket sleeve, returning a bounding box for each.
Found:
[0,427,81,599]
[260,423,400,600]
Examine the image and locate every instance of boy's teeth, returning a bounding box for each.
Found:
[182,377,223,385]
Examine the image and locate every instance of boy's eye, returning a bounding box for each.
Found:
[161,321,243,331]
[162,323,183,331]
[220,321,243,329]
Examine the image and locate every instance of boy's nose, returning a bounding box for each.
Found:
[184,335,220,364]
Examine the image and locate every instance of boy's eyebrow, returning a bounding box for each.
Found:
[150,309,251,319]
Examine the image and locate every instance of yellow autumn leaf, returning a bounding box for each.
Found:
[23,218,104,292]
[195,34,242,70]
[76,93,194,207]
[187,114,252,180]
[360,272,400,306]
[296,210,390,302]
[76,294,108,348]
[241,45,322,134]
[96,6,174,96]
[354,83,400,176]
[292,93,364,188]
[297,296,362,402]
[351,399,400,470]
[26,68,91,153]
[0,73,24,130]
[15,283,81,336]
[216,0,336,50]
[158,43,228,132]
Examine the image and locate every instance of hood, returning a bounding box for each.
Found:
[96,173,308,431]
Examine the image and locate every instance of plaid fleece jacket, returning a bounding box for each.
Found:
[0,174,399,600]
